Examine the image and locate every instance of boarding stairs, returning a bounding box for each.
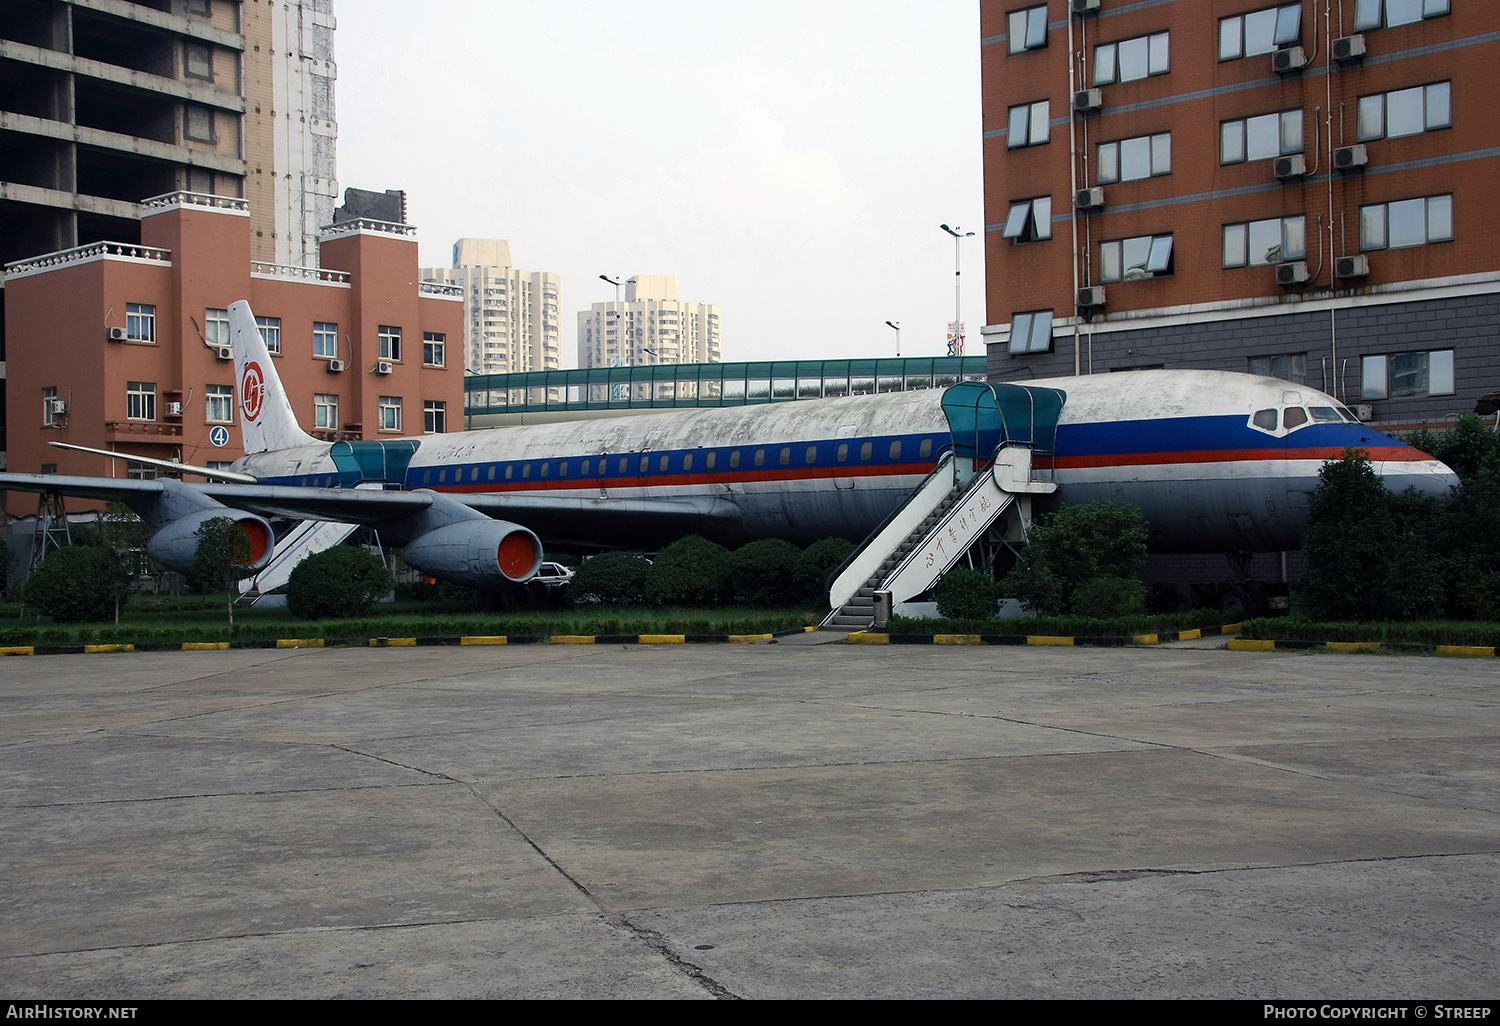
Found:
[237,517,360,605]
[821,381,1068,631]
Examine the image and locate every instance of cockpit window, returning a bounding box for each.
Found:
[1253,409,1278,431]
[1338,406,1358,423]
[1283,407,1308,429]
[1309,406,1342,423]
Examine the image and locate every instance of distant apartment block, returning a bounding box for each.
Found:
[422,240,561,375]
[578,276,722,369]
[981,0,1499,425]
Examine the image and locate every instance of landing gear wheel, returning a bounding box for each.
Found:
[1220,586,1262,621]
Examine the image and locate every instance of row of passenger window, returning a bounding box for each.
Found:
[416,438,939,487]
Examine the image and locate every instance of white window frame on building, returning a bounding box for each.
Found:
[423,332,446,367]
[205,384,233,424]
[1248,353,1308,384]
[1218,5,1301,60]
[1097,133,1171,183]
[1008,4,1049,54]
[1357,82,1451,142]
[313,322,338,359]
[42,386,59,426]
[1223,215,1307,267]
[256,315,281,355]
[127,381,157,421]
[204,308,230,349]
[126,303,155,342]
[424,400,447,434]
[378,396,403,432]
[378,326,402,362]
[1007,99,1051,149]
[314,393,339,430]
[1221,110,1304,164]
[1361,350,1456,400]
[1095,32,1169,86]
[1002,196,1053,242]
[1009,310,1054,355]
[1360,195,1453,251]
[1100,234,1174,283]
[1353,0,1448,31]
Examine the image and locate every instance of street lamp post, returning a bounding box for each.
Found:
[885,320,901,358]
[940,224,974,356]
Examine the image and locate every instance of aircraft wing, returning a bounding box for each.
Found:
[0,472,741,547]
[0,473,436,523]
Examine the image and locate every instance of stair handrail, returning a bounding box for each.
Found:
[877,458,1014,604]
[823,452,956,604]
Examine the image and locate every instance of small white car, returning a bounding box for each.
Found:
[532,562,575,589]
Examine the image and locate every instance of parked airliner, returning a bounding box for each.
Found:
[0,301,1458,594]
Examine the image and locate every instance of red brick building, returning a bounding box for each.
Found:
[2,190,462,513]
[982,0,1499,426]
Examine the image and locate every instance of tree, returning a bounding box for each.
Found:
[191,517,259,625]
[23,545,133,623]
[645,535,732,606]
[726,539,803,606]
[286,546,394,619]
[569,551,651,606]
[1001,500,1148,614]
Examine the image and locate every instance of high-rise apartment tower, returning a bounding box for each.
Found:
[421,240,561,375]
[578,276,722,369]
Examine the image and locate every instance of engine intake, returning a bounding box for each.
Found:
[400,519,542,586]
[146,509,274,574]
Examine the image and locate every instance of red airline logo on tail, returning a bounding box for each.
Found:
[241,362,265,422]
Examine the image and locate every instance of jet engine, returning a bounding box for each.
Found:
[400,518,542,587]
[145,508,275,574]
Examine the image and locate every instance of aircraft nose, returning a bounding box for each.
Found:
[1374,458,1460,498]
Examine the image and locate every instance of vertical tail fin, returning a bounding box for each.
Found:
[229,300,319,454]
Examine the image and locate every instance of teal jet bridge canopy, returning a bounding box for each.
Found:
[329,439,421,488]
[941,381,1067,460]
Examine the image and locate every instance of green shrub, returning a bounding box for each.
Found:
[570,551,651,605]
[286,546,395,620]
[726,539,802,606]
[645,535,732,606]
[934,567,1000,619]
[23,545,133,623]
[793,537,856,600]
[1001,500,1147,615]
[1071,576,1146,619]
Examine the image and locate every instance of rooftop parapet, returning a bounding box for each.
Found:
[141,192,251,216]
[251,261,351,286]
[4,242,172,281]
[319,218,418,240]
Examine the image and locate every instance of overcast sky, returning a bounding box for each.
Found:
[334,1,985,367]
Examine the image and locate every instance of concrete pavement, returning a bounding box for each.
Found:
[1,643,1496,998]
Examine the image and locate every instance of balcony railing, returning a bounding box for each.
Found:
[251,262,351,285]
[419,281,464,299]
[141,191,250,214]
[105,421,183,438]
[4,241,172,280]
[320,218,418,239]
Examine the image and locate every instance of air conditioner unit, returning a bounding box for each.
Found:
[1074,187,1105,210]
[1071,0,1100,13]
[107,326,127,342]
[1332,34,1366,61]
[48,399,68,416]
[1275,260,1310,286]
[1273,154,1306,179]
[1272,46,1309,73]
[327,359,347,373]
[215,346,233,361]
[164,401,184,417]
[1335,254,1370,279]
[1354,404,1374,422]
[1073,88,1103,114]
[376,360,394,375]
[1077,285,1107,308]
[1334,144,1368,171]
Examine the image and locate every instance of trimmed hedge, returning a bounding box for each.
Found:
[727,539,802,606]
[934,567,1000,619]
[1238,617,1500,648]
[645,535,732,606]
[23,546,133,623]
[570,552,651,605]
[286,547,395,620]
[886,609,1226,637]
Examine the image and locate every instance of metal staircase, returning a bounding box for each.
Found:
[824,477,968,629]
[821,380,1069,631]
